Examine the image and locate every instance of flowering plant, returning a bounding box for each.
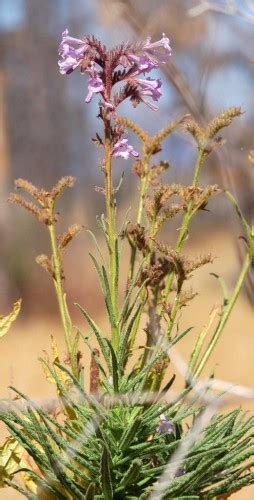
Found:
[0,30,254,499]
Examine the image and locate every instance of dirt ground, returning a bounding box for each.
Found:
[1,230,254,499]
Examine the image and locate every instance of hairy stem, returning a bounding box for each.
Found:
[48,213,78,375]
[104,128,119,351]
[162,149,206,313]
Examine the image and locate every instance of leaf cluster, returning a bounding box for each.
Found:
[1,382,254,499]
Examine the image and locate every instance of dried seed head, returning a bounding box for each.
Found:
[138,258,172,287]
[157,203,183,229]
[192,185,221,211]
[51,176,76,200]
[36,254,53,276]
[154,115,188,143]
[184,119,205,147]
[127,223,149,255]
[115,115,149,143]
[182,253,214,275]
[8,193,46,221]
[207,107,242,139]
[184,108,242,153]
[57,224,83,251]
[153,240,188,290]
[146,183,183,222]
[14,178,41,200]
[148,161,170,186]
[16,179,51,209]
[152,239,177,259]
[179,288,198,307]
[133,159,145,178]
[144,137,162,156]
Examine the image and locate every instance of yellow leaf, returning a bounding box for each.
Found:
[51,335,60,363]
[21,470,37,494]
[0,437,23,486]
[41,336,69,387]
[0,438,37,492]
[0,299,22,338]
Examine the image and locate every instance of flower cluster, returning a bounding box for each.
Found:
[58,30,171,160]
[58,30,171,111]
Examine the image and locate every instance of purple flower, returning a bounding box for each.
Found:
[58,31,171,114]
[84,62,105,103]
[126,33,172,76]
[131,77,162,111]
[144,33,172,62]
[85,77,104,103]
[175,467,185,477]
[128,55,157,75]
[112,138,139,160]
[156,414,175,434]
[58,29,87,75]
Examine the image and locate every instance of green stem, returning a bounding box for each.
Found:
[162,148,206,312]
[192,148,205,189]
[194,253,251,378]
[48,218,77,375]
[104,133,119,351]
[125,154,151,350]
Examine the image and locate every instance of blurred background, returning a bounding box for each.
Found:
[0,1,254,498]
[0,0,254,314]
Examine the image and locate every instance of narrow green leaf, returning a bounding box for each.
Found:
[155,374,176,402]
[89,253,106,295]
[210,272,229,306]
[100,445,113,500]
[17,468,69,499]
[97,214,110,250]
[119,416,142,452]
[115,237,119,292]
[204,470,254,498]
[54,361,106,418]
[34,410,93,481]
[116,458,142,491]
[226,190,251,240]
[75,303,111,367]
[171,497,199,499]
[118,206,131,237]
[102,265,117,327]
[0,415,50,473]
[119,274,146,328]
[105,339,119,392]
[78,329,108,378]
[126,347,166,392]
[86,229,105,262]
[85,482,96,499]
[118,302,143,371]
[171,327,193,346]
